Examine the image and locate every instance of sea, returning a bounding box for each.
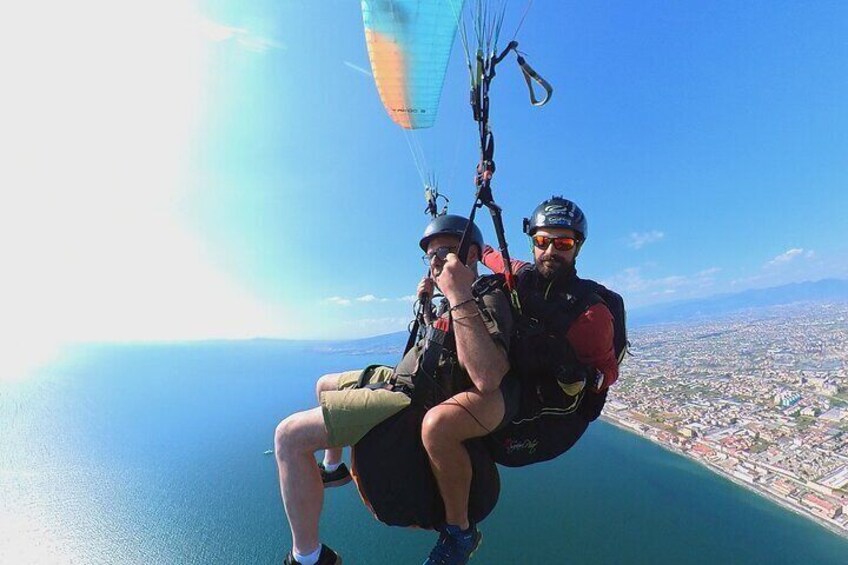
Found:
[1,341,846,564]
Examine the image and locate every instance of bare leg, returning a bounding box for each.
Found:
[421,389,505,529]
[315,373,343,467]
[274,407,331,554]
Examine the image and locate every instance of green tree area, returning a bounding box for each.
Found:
[631,411,677,434]
[748,439,771,454]
[794,416,816,431]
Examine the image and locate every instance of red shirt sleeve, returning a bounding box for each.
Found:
[565,303,618,391]
[482,244,529,274]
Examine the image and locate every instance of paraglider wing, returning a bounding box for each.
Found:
[361,0,464,129]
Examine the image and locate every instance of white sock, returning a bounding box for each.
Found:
[322,461,341,473]
[293,545,322,565]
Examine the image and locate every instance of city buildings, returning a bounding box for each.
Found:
[604,301,848,536]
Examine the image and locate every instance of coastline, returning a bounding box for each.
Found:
[600,413,848,541]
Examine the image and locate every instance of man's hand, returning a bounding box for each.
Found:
[417,277,435,301]
[434,253,476,305]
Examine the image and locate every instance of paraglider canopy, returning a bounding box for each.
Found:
[361,0,465,129]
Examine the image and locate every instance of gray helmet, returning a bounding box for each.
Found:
[523,196,588,240]
[419,214,484,252]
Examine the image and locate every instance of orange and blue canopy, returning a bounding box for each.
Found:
[361,0,464,129]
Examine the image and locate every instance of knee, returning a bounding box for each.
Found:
[274,414,305,459]
[421,406,455,451]
[315,373,338,399]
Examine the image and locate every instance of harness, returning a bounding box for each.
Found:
[348,282,502,530]
[400,274,505,409]
[510,269,604,390]
[348,275,509,528]
[483,269,614,467]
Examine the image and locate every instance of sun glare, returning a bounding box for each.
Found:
[0,2,292,366]
[0,510,75,564]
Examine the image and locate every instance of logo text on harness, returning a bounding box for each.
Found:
[504,438,540,455]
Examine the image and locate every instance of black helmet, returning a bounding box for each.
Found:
[419,214,484,252]
[523,196,588,240]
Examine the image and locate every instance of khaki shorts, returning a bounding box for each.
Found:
[320,365,411,447]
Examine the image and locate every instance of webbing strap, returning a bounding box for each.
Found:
[517,55,553,107]
[456,203,480,265]
[417,317,451,382]
[356,364,385,388]
[460,42,551,305]
[402,320,419,357]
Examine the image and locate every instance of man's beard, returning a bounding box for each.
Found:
[536,255,575,280]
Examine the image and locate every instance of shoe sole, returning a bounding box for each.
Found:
[322,475,352,489]
[286,550,343,564]
[468,533,482,562]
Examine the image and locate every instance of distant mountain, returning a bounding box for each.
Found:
[308,331,409,356]
[629,278,848,327]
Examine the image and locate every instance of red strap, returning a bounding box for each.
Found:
[433,317,451,332]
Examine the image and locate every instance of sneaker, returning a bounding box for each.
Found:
[319,462,352,488]
[423,524,482,565]
[284,544,342,565]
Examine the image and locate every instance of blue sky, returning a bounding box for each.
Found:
[2,0,847,362]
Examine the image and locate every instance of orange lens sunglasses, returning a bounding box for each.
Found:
[532,235,578,251]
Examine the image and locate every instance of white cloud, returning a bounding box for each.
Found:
[357,294,393,303]
[399,295,418,303]
[199,18,242,42]
[200,18,284,53]
[769,248,803,265]
[627,230,665,250]
[325,296,352,306]
[237,34,286,54]
[601,265,721,305]
[731,248,821,288]
[765,248,815,268]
